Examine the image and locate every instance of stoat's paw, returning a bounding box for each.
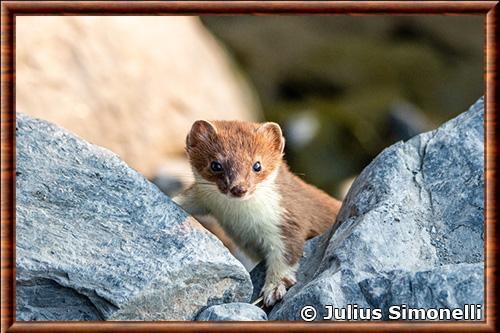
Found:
[263,281,287,308]
[262,274,297,307]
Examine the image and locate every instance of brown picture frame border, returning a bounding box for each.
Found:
[1,1,497,332]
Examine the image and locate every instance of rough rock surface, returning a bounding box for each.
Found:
[196,303,268,321]
[16,113,253,321]
[16,16,259,179]
[256,97,484,320]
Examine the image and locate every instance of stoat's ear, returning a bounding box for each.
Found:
[186,120,217,149]
[257,122,285,154]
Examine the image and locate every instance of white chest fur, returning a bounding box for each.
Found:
[193,171,285,260]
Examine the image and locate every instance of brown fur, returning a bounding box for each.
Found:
[277,163,342,266]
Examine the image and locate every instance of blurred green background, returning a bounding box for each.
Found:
[201,16,484,197]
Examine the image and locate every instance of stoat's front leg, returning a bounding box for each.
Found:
[261,246,299,307]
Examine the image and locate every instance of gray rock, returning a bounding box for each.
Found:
[358,263,484,320]
[196,303,268,321]
[16,113,253,321]
[267,97,484,320]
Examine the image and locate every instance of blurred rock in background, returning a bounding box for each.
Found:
[201,16,483,197]
[16,16,261,191]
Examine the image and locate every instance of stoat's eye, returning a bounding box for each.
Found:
[252,161,262,172]
[210,161,223,172]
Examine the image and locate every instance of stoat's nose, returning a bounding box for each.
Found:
[230,185,247,198]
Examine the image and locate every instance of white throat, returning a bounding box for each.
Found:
[192,168,284,259]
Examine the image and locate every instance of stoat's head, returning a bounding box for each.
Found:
[185,120,285,200]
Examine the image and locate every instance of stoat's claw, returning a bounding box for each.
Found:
[282,275,297,288]
[263,282,287,308]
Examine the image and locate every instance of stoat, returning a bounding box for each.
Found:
[174,120,341,307]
